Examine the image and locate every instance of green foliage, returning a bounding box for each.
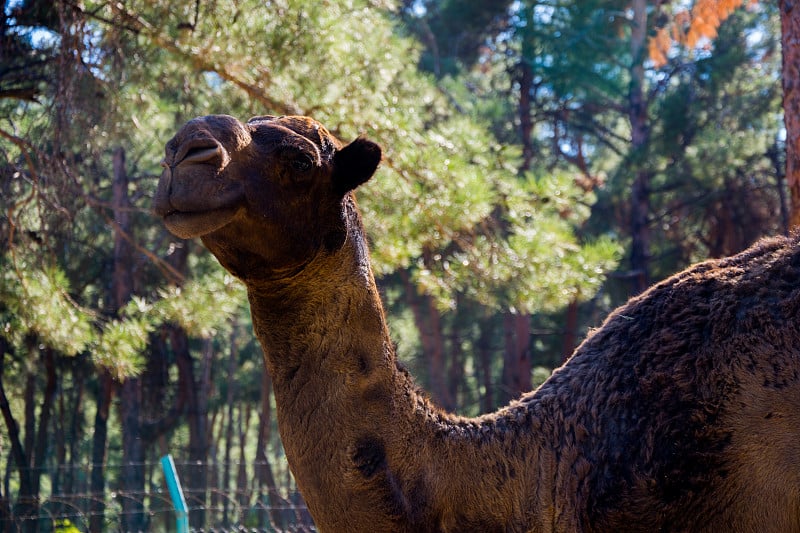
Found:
[414,171,621,312]
[154,267,246,339]
[0,251,243,379]
[643,9,783,271]
[53,518,83,533]
[532,366,552,389]
[407,0,514,73]
[0,251,150,378]
[1,253,95,356]
[92,299,153,380]
[362,114,502,273]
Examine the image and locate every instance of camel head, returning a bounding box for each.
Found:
[153,115,382,280]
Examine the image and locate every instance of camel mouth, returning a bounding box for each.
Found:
[162,206,241,239]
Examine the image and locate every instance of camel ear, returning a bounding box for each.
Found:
[332,138,382,194]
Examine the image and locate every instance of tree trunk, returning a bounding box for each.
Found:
[187,338,212,528]
[0,459,8,530]
[111,146,148,533]
[500,312,532,404]
[237,404,252,512]
[628,0,651,295]
[63,360,85,514]
[111,147,134,311]
[0,340,9,529]
[447,316,465,412]
[222,323,238,526]
[780,0,800,228]
[476,317,496,412]
[512,46,538,402]
[208,410,221,527]
[255,367,286,530]
[119,378,146,532]
[170,327,209,528]
[22,352,35,470]
[89,373,113,533]
[400,268,453,410]
[518,58,535,172]
[424,292,452,410]
[53,369,66,500]
[561,298,579,363]
[31,349,57,500]
[161,235,211,529]
[0,345,36,533]
[768,140,790,235]
[14,338,58,533]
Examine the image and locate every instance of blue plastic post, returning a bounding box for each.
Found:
[160,454,189,533]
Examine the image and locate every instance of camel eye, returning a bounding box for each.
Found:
[291,155,313,173]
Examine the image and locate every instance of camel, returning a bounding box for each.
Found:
[154,114,800,532]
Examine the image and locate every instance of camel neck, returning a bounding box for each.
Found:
[243,216,552,531]
[245,219,390,384]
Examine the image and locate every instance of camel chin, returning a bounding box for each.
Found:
[162,206,240,239]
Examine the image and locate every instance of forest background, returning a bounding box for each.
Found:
[1,0,797,531]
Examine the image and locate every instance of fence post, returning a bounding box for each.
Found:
[160,454,189,533]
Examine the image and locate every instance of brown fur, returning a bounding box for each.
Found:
[155,114,800,532]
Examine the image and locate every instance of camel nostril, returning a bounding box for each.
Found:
[174,134,228,166]
[180,145,222,164]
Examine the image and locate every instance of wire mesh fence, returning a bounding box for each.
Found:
[0,460,316,532]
